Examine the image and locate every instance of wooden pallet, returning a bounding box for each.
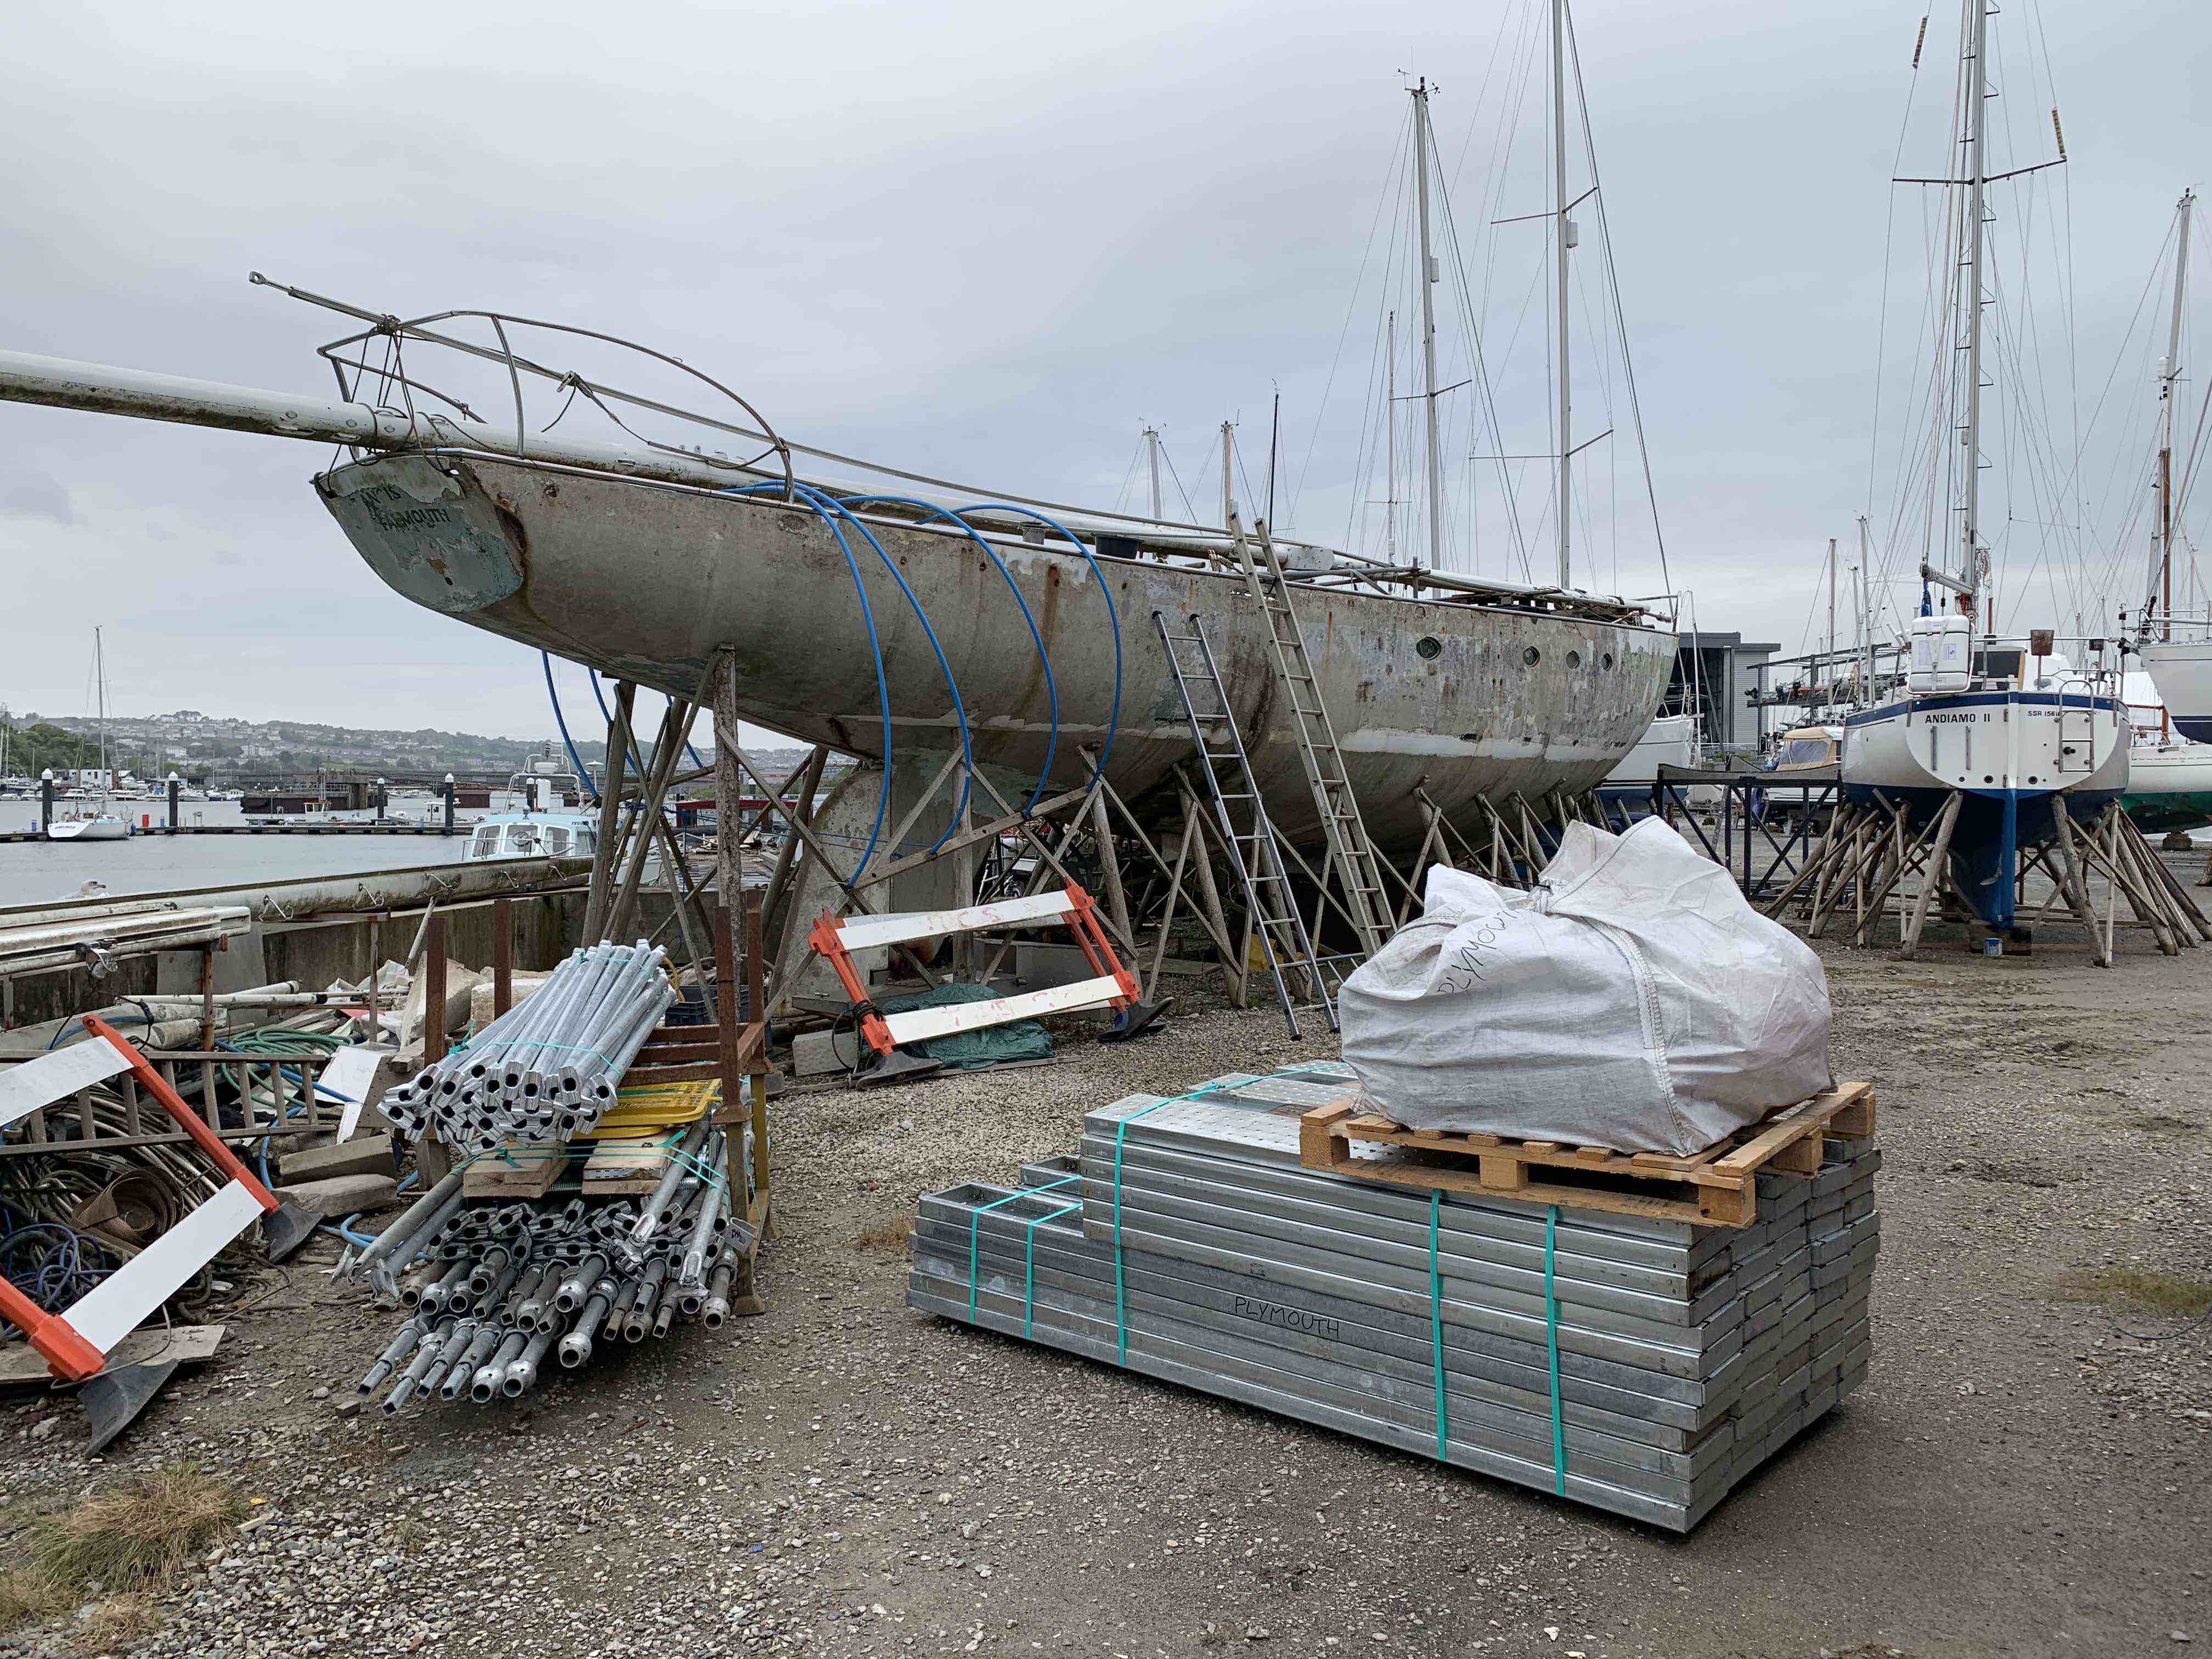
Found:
[460,1143,575,1199]
[1297,1082,1876,1228]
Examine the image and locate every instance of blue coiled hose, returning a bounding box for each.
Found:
[724,482,898,875]
[787,482,977,851]
[541,652,596,794]
[839,494,1062,814]
[949,502,1122,787]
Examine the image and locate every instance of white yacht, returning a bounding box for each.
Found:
[1840,2,2128,934]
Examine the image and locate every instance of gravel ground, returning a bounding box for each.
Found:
[3,910,2209,1659]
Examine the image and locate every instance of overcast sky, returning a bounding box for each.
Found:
[2,0,2203,742]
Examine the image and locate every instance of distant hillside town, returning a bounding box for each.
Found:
[0,704,819,785]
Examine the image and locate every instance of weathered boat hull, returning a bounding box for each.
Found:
[317,453,1674,853]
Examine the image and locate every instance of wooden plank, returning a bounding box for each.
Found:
[881,976,1122,1043]
[630,1040,723,1065]
[620,1060,730,1087]
[0,1323,224,1389]
[1711,1085,1875,1173]
[834,889,1077,952]
[0,1041,136,1129]
[462,1146,568,1199]
[1299,1101,1352,1170]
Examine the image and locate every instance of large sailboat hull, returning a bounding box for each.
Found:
[1841,690,2128,929]
[316,453,1674,853]
[2122,742,2212,834]
[2137,640,2212,742]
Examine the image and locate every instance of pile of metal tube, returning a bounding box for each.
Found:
[380,942,677,1153]
[347,1127,747,1412]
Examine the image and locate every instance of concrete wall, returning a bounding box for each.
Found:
[3,890,590,1034]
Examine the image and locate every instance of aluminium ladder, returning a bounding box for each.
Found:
[1153,610,1336,1037]
[1234,514,1397,956]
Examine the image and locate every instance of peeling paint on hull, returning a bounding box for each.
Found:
[319,453,1673,853]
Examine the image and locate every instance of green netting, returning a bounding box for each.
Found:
[879,980,1054,1068]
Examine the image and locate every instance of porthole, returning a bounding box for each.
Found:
[1522,646,1541,667]
[1600,652,1614,672]
[1414,635,1443,661]
[1566,650,1582,670]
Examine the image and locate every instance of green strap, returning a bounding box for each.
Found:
[482,1036,621,1066]
[1428,1190,1448,1458]
[1022,1198,1084,1337]
[968,1175,1079,1320]
[666,1144,730,1196]
[1544,1205,1567,1495]
[1111,1085,1219,1362]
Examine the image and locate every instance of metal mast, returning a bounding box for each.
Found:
[1220,420,1234,529]
[1858,515,1875,701]
[2152,188,2196,640]
[1826,537,1838,694]
[1410,79,1445,572]
[1143,425,1163,521]
[1956,0,1991,622]
[1385,309,1399,562]
[1551,0,1573,591]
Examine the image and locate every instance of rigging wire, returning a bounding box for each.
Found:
[1563,2,1671,598]
[1286,111,1414,534]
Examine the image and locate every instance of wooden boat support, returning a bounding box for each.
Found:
[1762,789,2212,964]
[649,644,1624,1035]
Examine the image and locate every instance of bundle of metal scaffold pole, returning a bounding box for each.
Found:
[380,943,678,1153]
[345,1125,747,1411]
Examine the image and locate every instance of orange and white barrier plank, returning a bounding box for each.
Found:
[0,1018,281,1382]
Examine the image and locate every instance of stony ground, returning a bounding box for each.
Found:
[3,910,2209,1659]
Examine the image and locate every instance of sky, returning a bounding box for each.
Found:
[1,0,2204,743]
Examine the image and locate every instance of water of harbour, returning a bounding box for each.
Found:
[0,794,482,909]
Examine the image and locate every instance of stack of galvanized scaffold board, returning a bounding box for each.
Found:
[907,1063,1877,1532]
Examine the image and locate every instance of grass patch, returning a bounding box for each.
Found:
[0,1570,70,1629]
[72,1593,163,1655]
[851,1210,915,1252]
[0,1464,245,1634]
[2059,1267,2212,1317]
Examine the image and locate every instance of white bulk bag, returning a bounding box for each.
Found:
[1338,816,1832,1155]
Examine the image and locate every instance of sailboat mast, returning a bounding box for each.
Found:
[1858,515,1875,701]
[1827,537,1838,693]
[1144,425,1163,521]
[1385,309,1400,562]
[1552,0,1573,591]
[2154,188,2195,640]
[1957,0,1991,623]
[1220,420,1234,529]
[95,626,108,783]
[1410,80,1446,571]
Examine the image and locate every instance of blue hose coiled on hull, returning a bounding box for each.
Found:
[839,494,1063,814]
[541,652,596,796]
[724,482,900,876]
[948,502,1123,788]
